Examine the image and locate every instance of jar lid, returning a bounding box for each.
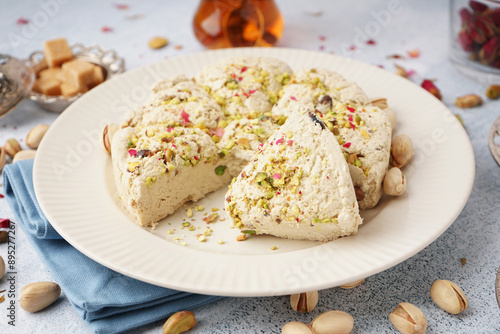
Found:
[0,54,35,118]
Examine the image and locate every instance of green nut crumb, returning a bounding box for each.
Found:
[215,165,227,176]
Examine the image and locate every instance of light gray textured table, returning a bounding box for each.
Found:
[0,0,499,333]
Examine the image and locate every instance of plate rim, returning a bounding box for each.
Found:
[33,47,476,296]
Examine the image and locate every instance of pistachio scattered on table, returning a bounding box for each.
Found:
[311,310,354,334]
[486,84,500,99]
[290,291,318,313]
[19,282,61,313]
[162,311,196,334]
[389,302,427,334]
[430,279,468,314]
[383,167,407,196]
[26,124,50,149]
[282,321,315,334]
[455,94,483,108]
[13,150,37,163]
[149,37,169,49]
[339,278,365,289]
[3,138,21,158]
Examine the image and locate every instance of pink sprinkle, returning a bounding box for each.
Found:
[101,26,113,33]
[230,73,237,79]
[347,106,355,113]
[114,3,129,10]
[238,77,243,81]
[181,110,190,124]
[241,66,248,73]
[319,35,326,41]
[296,218,299,222]
[171,144,177,149]
[16,18,29,25]
[287,140,293,146]
[259,143,264,148]
[0,219,9,228]
[290,96,297,101]
[276,138,284,145]
[271,173,281,179]
[343,142,351,148]
[327,176,329,179]
[128,149,137,157]
[234,93,239,97]
[366,39,376,45]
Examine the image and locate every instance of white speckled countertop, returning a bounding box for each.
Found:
[1,0,499,333]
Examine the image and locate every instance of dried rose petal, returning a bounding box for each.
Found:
[290,96,297,101]
[366,39,376,45]
[0,219,10,228]
[343,142,351,148]
[479,36,500,64]
[458,29,475,52]
[319,35,326,41]
[114,3,129,10]
[180,110,190,124]
[386,54,406,59]
[347,106,355,113]
[421,79,442,100]
[407,49,420,58]
[491,8,500,27]
[101,26,113,33]
[128,149,137,157]
[287,140,293,146]
[271,173,281,179]
[467,16,496,44]
[16,18,29,25]
[0,194,4,199]
[349,45,356,51]
[459,7,473,24]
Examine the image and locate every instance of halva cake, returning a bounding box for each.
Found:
[272,68,392,209]
[225,109,362,241]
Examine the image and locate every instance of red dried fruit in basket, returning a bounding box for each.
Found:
[460,7,473,24]
[479,36,500,64]
[467,15,497,44]
[458,29,475,51]
[469,0,489,13]
[490,8,500,27]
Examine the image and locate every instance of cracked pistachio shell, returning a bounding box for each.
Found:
[390,134,413,168]
[430,280,468,314]
[311,310,354,334]
[339,278,365,289]
[389,302,427,334]
[282,321,315,334]
[26,124,49,149]
[290,291,318,313]
[383,167,406,196]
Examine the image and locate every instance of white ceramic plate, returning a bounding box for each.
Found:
[33,48,474,297]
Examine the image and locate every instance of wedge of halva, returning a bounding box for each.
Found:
[122,74,224,130]
[195,56,292,119]
[225,109,362,242]
[112,125,232,227]
[272,69,392,209]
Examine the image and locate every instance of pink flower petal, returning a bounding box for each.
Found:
[271,173,281,179]
[366,39,376,45]
[347,106,355,113]
[407,48,420,58]
[16,18,29,25]
[276,138,284,145]
[240,66,248,73]
[287,140,293,146]
[0,218,10,228]
[290,96,297,101]
[101,26,113,33]
[181,110,190,124]
[343,142,351,148]
[128,149,137,157]
[319,35,326,41]
[114,3,129,10]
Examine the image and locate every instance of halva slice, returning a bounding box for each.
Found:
[272,69,392,209]
[225,109,362,242]
[195,56,292,119]
[123,74,224,130]
[112,125,232,227]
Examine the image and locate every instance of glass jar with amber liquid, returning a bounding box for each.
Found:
[193,0,284,49]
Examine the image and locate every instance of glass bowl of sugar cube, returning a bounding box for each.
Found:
[26,38,125,112]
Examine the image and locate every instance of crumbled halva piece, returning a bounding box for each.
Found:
[225,108,362,242]
[112,125,232,227]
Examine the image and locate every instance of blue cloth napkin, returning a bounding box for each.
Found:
[3,160,222,334]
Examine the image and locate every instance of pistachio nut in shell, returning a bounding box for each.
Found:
[290,290,318,313]
[102,123,120,154]
[390,134,413,168]
[389,302,427,334]
[13,150,37,163]
[3,138,21,158]
[26,124,50,149]
[430,279,468,314]
[282,321,315,334]
[19,281,61,313]
[0,255,5,279]
[383,167,407,196]
[339,278,365,289]
[0,147,6,172]
[311,310,354,334]
[162,311,196,334]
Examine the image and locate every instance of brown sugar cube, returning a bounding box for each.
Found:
[32,77,62,96]
[43,38,73,68]
[88,65,104,88]
[38,67,62,79]
[60,82,87,97]
[61,60,95,91]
